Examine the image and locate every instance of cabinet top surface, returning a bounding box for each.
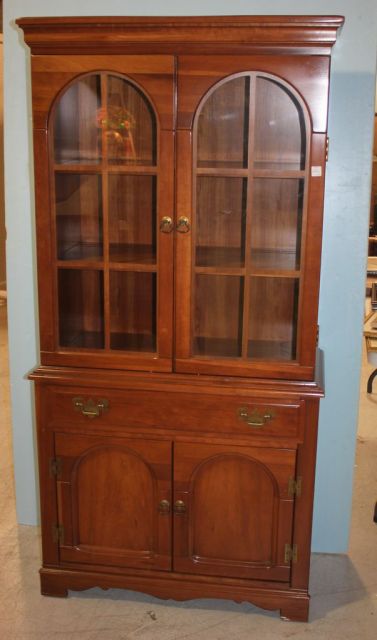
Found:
[16,15,345,25]
[16,15,344,56]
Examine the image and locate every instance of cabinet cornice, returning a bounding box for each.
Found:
[16,15,344,56]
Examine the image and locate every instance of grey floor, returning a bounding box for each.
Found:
[0,301,376,639]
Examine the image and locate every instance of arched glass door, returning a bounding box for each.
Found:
[191,73,308,364]
[52,73,164,358]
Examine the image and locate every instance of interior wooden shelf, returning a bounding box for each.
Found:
[54,158,101,167]
[247,339,295,360]
[253,161,304,171]
[59,330,105,350]
[252,169,305,179]
[195,246,300,273]
[109,244,156,265]
[54,162,157,173]
[196,246,245,268]
[59,331,156,353]
[57,243,156,269]
[196,165,305,178]
[57,242,103,261]
[250,249,300,271]
[196,167,248,177]
[110,332,156,352]
[193,337,295,361]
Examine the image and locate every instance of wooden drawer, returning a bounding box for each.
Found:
[43,385,304,442]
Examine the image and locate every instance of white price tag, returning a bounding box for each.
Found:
[311,166,322,177]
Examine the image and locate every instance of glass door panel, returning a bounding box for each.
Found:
[195,177,247,268]
[110,271,156,352]
[250,179,304,271]
[193,275,244,357]
[248,277,299,360]
[106,76,157,166]
[58,269,104,348]
[183,71,309,372]
[55,173,103,260]
[108,174,156,264]
[197,76,249,169]
[254,77,306,171]
[54,75,102,164]
[51,69,167,364]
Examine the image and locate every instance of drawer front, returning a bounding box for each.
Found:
[44,385,304,441]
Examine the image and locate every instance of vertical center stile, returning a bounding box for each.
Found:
[241,74,256,359]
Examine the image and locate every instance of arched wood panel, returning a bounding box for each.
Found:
[174,442,296,581]
[55,432,172,570]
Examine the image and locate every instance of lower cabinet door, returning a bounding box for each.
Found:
[173,442,296,582]
[54,432,172,571]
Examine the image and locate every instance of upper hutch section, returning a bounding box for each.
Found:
[17,16,343,380]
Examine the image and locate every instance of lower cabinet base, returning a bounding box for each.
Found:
[39,567,310,622]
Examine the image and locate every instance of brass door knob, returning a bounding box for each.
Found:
[160,216,174,233]
[158,499,171,514]
[176,216,191,233]
[174,499,187,514]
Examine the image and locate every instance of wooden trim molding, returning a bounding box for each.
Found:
[28,365,324,398]
[16,15,344,56]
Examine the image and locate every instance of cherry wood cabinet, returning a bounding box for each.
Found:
[17,15,343,622]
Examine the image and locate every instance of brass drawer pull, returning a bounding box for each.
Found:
[238,407,274,428]
[158,499,171,515]
[73,397,109,419]
[174,500,186,514]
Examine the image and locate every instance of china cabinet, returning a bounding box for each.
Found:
[17,15,343,622]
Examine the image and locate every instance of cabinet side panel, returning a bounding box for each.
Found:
[298,134,327,365]
[33,129,55,352]
[35,384,60,565]
[291,398,320,589]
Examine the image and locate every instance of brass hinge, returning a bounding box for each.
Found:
[288,477,302,498]
[49,457,62,478]
[325,136,329,161]
[52,524,64,544]
[284,543,298,564]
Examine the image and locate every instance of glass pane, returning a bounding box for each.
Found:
[193,275,243,357]
[195,177,247,268]
[254,77,306,171]
[197,76,249,169]
[250,179,304,270]
[110,271,156,352]
[54,75,101,164]
[55,174,103,261]
[248,277,299,360]
[108,175,156,263]
[58,269,104,348]
[105,76,156,166]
